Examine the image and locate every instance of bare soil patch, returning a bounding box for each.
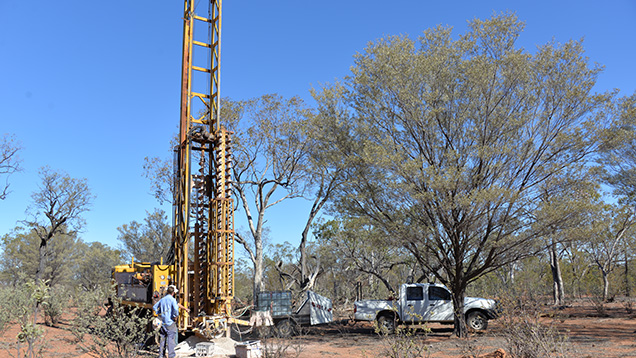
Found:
[1,301,635,357]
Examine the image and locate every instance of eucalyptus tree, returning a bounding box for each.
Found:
[595,93,636,298]
[319,14,613,336]
[116,208,171,263]
[0,134,22,200]
[226,94,312,296]
[314,218,412,296]
[584,203,635,301]
[0,228,39,286]
[533,170,600,306]
[0,227,84,287]
[276,87,353,292]
[76,241,123,290]
[24,167,94,281]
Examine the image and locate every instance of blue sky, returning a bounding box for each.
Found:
[1,0,635,252]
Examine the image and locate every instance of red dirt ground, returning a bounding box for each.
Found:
[1,301,635,357]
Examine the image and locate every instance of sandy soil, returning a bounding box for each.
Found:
[1,301,635,358]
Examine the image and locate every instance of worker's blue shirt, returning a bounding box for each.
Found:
[153,294,179,326]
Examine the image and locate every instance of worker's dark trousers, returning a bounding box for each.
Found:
[159,323,177,358]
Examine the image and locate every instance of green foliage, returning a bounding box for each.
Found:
[23,167,94,282]
[600,92,636,202]
[5,280,50,358]
[313,218,414,299]
[561,249,602,299]
[466,249,636,305]
[262,241,298,290]
[0,228,121,293]
[26,166,94,236]
[222,94,313,296]
[116,208,171,263]
[24,279,50,316]
[71,285,109,315]
[72,286,152,358]
[314,12,614,337]
[142,156,174,206]
[43,285,69,327]
[234,257,255,303]
[468,256,553,300]
[0,229,39,286]
[76,241,123,290]
[0,285,20,335]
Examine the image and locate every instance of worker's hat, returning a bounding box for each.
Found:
[168,284,179,293]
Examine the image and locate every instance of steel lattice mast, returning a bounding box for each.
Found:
[173,0,235,335]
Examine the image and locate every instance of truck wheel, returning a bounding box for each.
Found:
[276,319,296,338]
[466,311,488,331]
[377,315,396,335]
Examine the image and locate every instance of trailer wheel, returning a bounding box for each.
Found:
[466,311,488,331]
[377,315,396,335]
[276,319,296,338]
[255,324,273,338]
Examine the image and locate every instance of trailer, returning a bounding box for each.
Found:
[255,290,333,337]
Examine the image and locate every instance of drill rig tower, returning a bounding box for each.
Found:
[113,0,241,338]
[173,0,236,336]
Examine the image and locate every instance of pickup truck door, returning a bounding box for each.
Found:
[425,286,454,321]
[401,284,426,323]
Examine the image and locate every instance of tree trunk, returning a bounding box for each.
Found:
[36,238,47,281]
[299,204,316,289]
[253,238,264,299]
[509,262,516,287]
[549,242,565,306]
[299,235,307,287]
[332,272,338,302]
[625,250,630,297]
[451,284,467,338]
[602,269,610,302]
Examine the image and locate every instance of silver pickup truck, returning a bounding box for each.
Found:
[354,283,498,333]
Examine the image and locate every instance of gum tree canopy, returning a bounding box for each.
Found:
[320,14,613,337]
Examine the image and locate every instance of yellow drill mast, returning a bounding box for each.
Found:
[173,0,236,336]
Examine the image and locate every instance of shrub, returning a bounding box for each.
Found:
[4,280,50,358]
[43,285,69,326]
[72,285,153,358]
[497,295,576,358]
[371,320,431,358]
[0,285,16,335]
[261,337,303,358]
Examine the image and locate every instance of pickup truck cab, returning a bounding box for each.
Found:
[354,283,498,333]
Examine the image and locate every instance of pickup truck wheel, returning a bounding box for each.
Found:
[466,311,488,331]
[377,315,396,335]
[276,319,296,338]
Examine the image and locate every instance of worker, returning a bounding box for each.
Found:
[153,285,179,358]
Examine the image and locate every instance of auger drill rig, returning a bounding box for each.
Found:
[113,0,246,338]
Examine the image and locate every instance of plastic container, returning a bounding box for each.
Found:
[256,291,292,317]
[235,340,262,358]
[195,342,215,357]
